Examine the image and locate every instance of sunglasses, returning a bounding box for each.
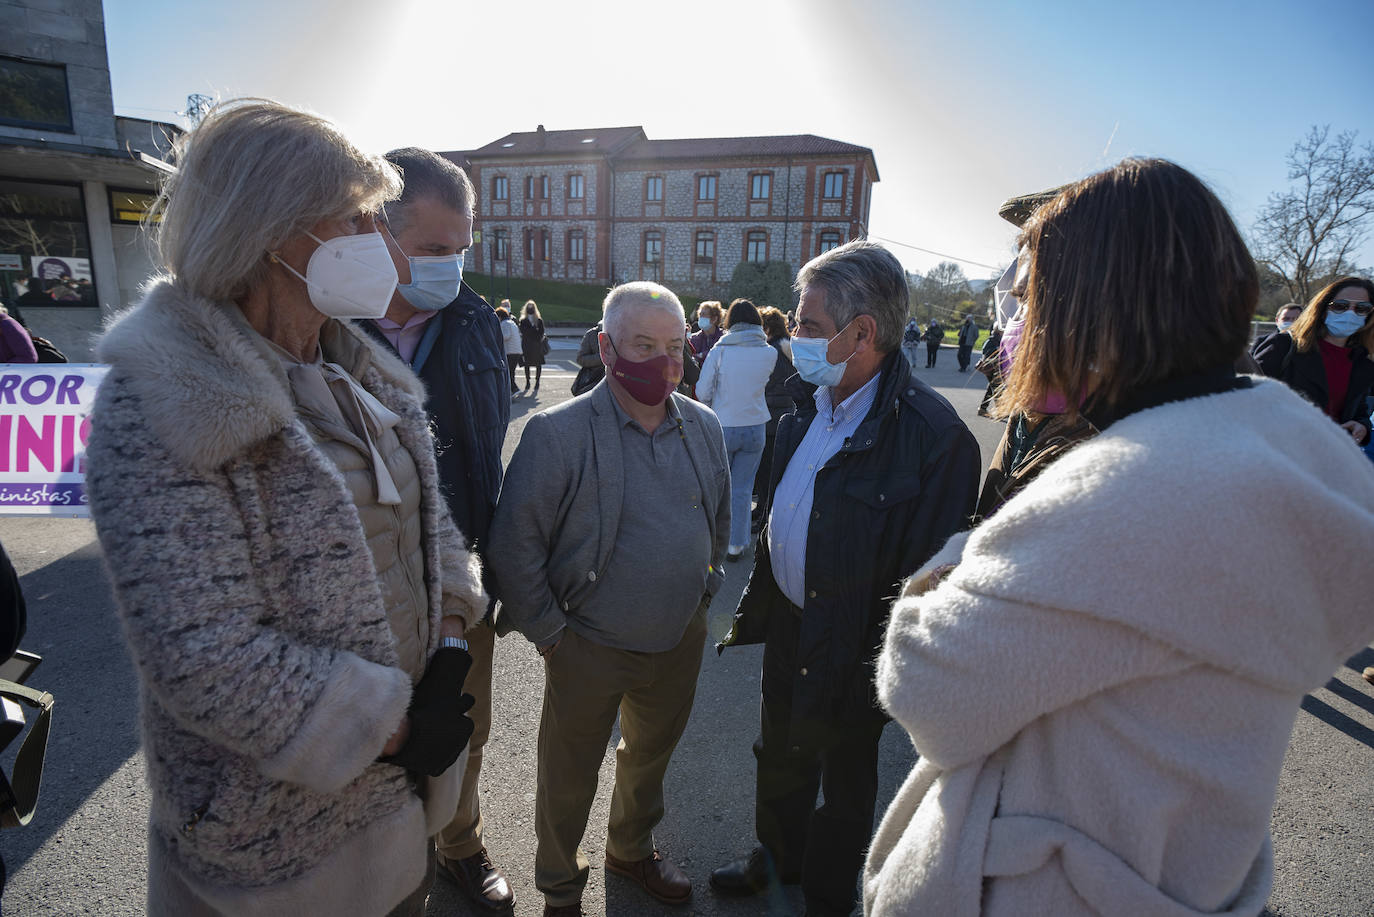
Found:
[1328,299,1373,316]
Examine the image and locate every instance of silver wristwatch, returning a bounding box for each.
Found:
[439,636,469,652]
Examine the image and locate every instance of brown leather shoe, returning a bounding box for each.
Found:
[542,903,583,917]
[604,849,691,905]
[436,847,514,911]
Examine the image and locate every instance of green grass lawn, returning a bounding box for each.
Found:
[467,272,703,324]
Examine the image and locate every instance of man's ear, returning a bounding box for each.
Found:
[855,314,879,354]
[598,331,614,367]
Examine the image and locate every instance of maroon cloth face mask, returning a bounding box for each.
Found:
[608,339,681,406]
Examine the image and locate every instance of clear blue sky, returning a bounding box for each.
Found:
[104,0,1374,280]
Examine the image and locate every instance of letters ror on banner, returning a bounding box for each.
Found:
[0,366,107,517]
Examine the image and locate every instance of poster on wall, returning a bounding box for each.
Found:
[29,256,93,283]
[0,365,106,517]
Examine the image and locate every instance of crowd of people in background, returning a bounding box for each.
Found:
[4,97,1371,917]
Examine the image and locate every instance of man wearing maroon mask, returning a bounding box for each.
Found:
[487,281,730,917]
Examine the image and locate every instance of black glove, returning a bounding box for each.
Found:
[381,648,475,777]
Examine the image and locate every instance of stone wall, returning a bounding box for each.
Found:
[0,0,116,150]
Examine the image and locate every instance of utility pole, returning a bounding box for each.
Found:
[184,94,214,126]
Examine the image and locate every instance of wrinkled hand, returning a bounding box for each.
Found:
[1339,420,1368,445]
[380,648,475,776]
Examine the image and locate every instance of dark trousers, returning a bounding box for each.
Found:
[506,354,521,392]
[925,342,939,367]
[957,344,973,370]
[754,606,886,917]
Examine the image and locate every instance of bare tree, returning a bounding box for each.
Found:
[1253,126,1374,302]
[917,261,972,322]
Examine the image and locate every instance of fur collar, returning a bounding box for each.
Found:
[97,277,425,472]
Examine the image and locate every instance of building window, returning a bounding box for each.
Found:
[524,176,533,200]
[645,176,664,203]
[747,230,767,263]
[542,230,550,260]
[568,230,585,262]
[0,56,72,131]
[644,231,662,263]
[750,173,772,200]
[525,229,536,260]
[492,229,508,260]
[822,171,845,200]
[0,179,94,306]
[540,176,550,200]
[697,175,716,201]
[818,231,842,254]
[109,188,161,225]
[694,231,714,263]
[493,176,509,201]
[568,173,584,200]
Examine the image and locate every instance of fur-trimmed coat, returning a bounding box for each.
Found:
[86,279,486,915]
[864,378,1374,917]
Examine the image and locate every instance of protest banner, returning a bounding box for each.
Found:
[0,365,107,517]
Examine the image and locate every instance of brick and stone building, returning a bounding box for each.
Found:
[445,125,877,300]
[1,0,179,358]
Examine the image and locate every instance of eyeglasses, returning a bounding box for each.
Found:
[1328,299,1373,316]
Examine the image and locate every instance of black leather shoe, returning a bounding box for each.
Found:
[710,847,795,896]
[437,848,515,911]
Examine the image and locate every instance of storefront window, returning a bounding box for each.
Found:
[0,179,95,307]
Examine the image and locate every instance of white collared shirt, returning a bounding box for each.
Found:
[767,371,882,608]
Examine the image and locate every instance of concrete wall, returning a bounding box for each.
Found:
[0,0,116,150]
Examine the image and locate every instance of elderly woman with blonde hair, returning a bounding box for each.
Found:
[85,99,485,916]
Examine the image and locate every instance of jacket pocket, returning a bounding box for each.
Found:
[843,472,922,509]
[460,347,509,431]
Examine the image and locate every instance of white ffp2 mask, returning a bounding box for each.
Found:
[273,230,398,320]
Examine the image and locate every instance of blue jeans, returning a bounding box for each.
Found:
[722,424,766,551]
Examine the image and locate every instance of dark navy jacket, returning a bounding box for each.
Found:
[720,348,981,734]
[362,282,511,555]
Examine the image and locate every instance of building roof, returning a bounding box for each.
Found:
[451,127,877,178]
[617,133,874,161]
[461,125,646,158]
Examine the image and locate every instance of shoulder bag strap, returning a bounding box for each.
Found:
[0,679,53,829]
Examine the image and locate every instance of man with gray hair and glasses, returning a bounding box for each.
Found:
[488,281,730,917]
[712,240,981,916]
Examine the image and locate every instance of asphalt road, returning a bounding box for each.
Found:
[0,342,1369,916]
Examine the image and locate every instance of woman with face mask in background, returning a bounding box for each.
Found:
[689,300,724,360]
[1254,277,1374,445]
[85,99,485,916]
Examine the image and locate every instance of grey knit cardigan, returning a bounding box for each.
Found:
[86,279,486,915]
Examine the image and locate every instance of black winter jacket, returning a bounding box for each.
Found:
[719,349,981,732]
[1253,332,1374,443]
[362,283,511,552]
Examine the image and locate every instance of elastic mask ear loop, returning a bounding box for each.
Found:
[268,251,309,286]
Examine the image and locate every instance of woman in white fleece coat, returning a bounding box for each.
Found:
[864,158,1374,917]
[86,101,484,916]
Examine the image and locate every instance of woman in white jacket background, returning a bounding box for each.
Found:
[696,298,780,559]
[864,158,1374,917]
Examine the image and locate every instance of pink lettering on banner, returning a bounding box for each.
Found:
[17,415,55,473]
[0,415,8,472]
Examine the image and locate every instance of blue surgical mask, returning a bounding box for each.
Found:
[1324,310,1367,339]
[790,321,856,388]
[698,316,713,331]
[397,251,463,312]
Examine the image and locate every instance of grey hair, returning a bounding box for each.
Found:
[602,281,685,341]
[153,98,402,302]
[795,239,908,352]
[383,147,475,233]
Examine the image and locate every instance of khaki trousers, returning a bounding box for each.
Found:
[534,611,707,907]
[435,618,495,862]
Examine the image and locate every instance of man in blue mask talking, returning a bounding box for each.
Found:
[364,147,515,912]
[713,240,982,917]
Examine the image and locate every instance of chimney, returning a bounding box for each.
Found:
[536,124,546,149]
